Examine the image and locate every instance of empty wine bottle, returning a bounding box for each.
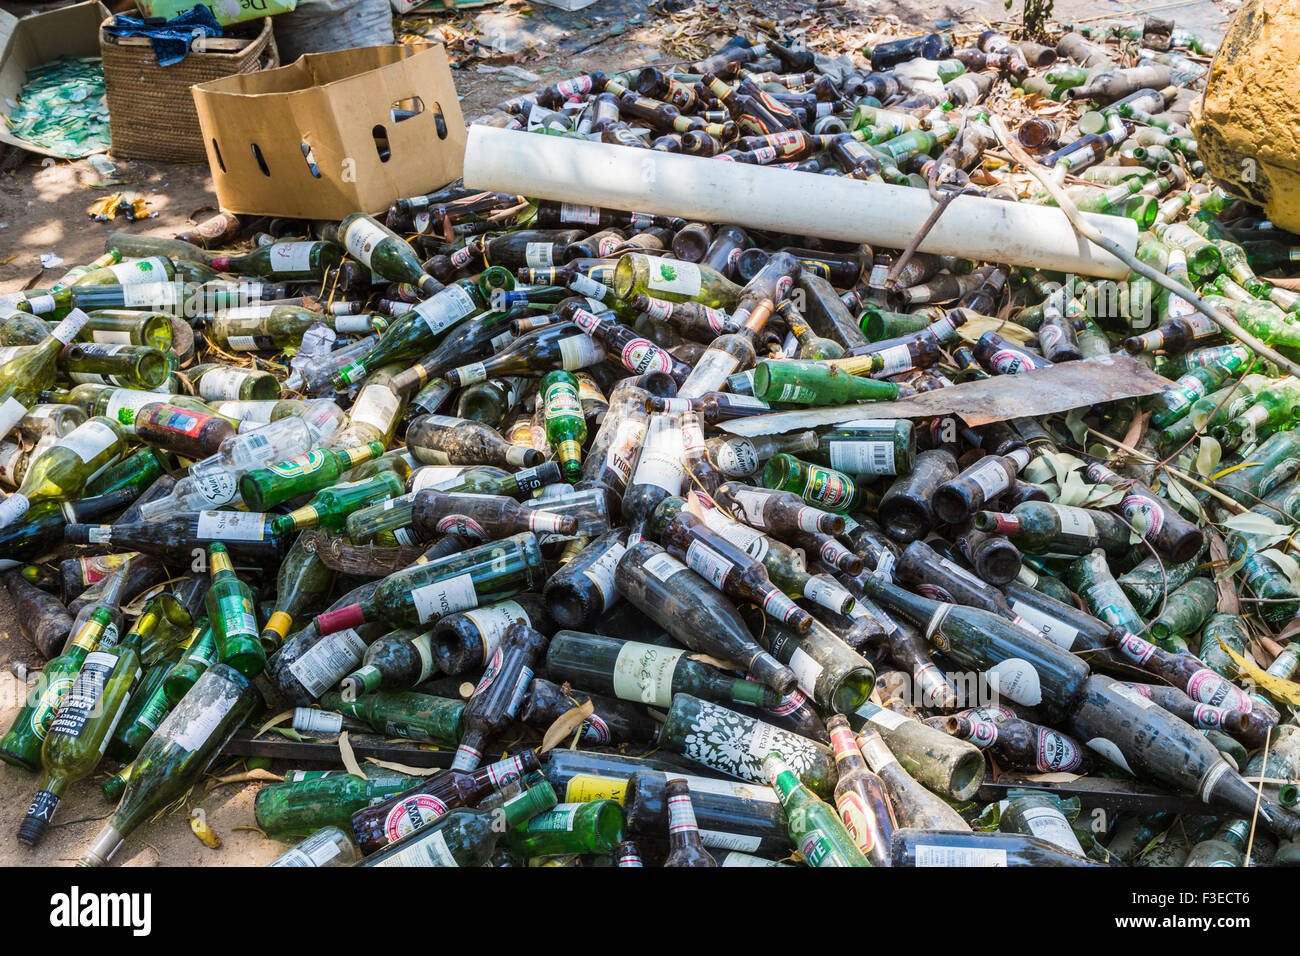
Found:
[615,541,796,694]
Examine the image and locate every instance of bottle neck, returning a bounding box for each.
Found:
[666,788,705,846]
[829,722,869,772]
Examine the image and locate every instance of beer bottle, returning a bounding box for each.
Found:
[351,751,539,854]
[614,542,796,694]
[451,622,548,770]
[206,544,265,678]
[81,664,260,866]
[828,714,896,866]
[546,630,775,710]
[764,752,869,866]
[663,779,719,866]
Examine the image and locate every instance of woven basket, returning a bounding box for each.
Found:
[100,16,278,163]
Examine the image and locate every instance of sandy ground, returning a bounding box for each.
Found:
[0,0,1233,866]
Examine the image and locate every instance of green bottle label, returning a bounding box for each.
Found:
[270,450,328,477]
[802,465,852,509]
[218,593,258,640]
[29,677,75,740]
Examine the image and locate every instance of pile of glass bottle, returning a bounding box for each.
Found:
[1,13,1298,868]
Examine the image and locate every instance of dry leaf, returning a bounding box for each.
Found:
[1021,771,1083,783]
[1216,636,1300,705]
[364,757,442,776]
[255,709,295,738]
[1207,532,1241,615]
[540,699,594,753]
[688,652,744,672]
[1121,409,1150,456]
[339,731,367,779]
[188,810,221,849]
[202,768,282,793]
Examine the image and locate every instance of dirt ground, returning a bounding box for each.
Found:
[0,0,1233,866]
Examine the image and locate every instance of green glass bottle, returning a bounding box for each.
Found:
[208,303,377,352]
[162,622,216,704]
[540,369,587,482]
[336,212,443,297]
[1184,818,1251,867]
[254,771,420,839]
[271,471,403,535]
[1147,577,1218,648]
[18,615,146,846]
[63,343,169,390]
[0,415,125,528]
[189,363,282,402]
[815,419,916,477]
[364,780,557,867]
[764,752,870,866]
[504,798,625,858]
[973,501,1131,557]
[762,453,874,513]
[80,309,173,351]
[107,649,182,763]
[239,440,384,511]
[1065,549,1145,635]
[0,607,112,771]
[260,533,334,652]
[857,574,1090,710]
[332,281,486,389]
[752,359,900,405]
[315,532,547,632]
[205,544,264,678]
[210,241,343,281]
[545,630,775,710]
[613,253,744,308]
[80,663,260,866]
[316,690,464,746]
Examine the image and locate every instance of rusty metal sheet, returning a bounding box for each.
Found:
[717,354,1171,436]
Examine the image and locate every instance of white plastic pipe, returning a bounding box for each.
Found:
[463,125,1138,278]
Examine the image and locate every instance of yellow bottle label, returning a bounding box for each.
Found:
[564,773,628,805]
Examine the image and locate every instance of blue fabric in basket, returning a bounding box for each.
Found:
[104,6,224,68]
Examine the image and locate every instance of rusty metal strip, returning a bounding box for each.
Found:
[717,355,1171,436]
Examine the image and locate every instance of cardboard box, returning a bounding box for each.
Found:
[0,1,112,159]
[192,43,465,219]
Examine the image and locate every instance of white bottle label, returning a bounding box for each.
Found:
[199,367,255,401]
[411,571,478,622]
[964,457,1010,499]
[643,551,688,582]
[416,285,478,336]
[350,385,400,432]
[788,647,824,695]
[580,540,627,609]
[269,242,315,273]
[461,600,528,659]
[685,540,733,589]
[715,437,759,476]
[612,642,685,706]
[828,440,895,475]
[196,510,266,541]
[525,242,554,268]
[0,397,27,440]
[1020,804,1085,855]
[913,844,1008,867]
[62,420,118,463]
[558,333,605,370]
[1010,601,1079,650]
[984,657,1042,706]
[288,629,368,698]
[343,218,390,265]
[374,828,458,867]
[645,257,703,297]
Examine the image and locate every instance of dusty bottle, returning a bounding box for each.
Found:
[81,664,260,866]
[451,622,548,770]
[828,714,895,866]
[351,751,539,854]
[430,594,552,675]
[615,540,796,694]
[855,727,972,831]
[546,630,775,710]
